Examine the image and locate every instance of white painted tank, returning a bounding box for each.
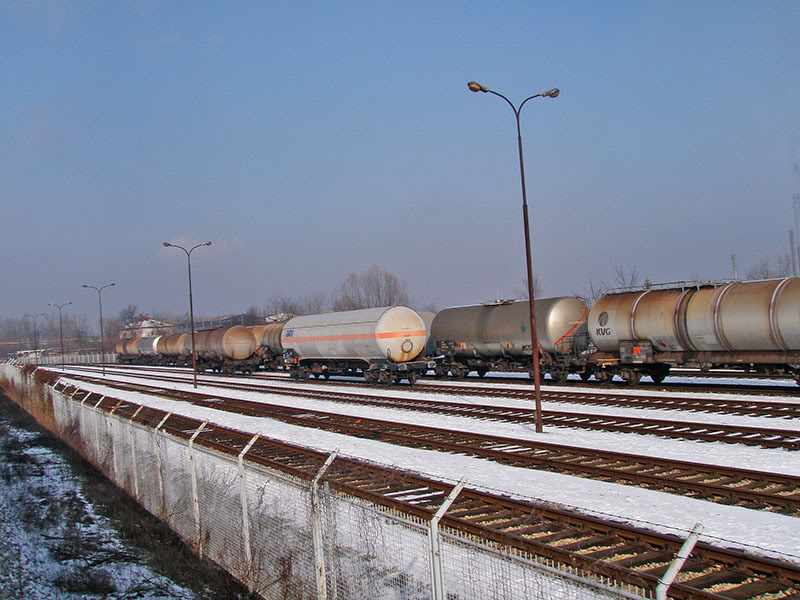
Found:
[281,307,427,363]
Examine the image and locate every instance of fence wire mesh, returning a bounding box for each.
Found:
[5,364,648,600]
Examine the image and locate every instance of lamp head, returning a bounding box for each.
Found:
[109,283,116,287]
[82,284,88,288]
[163,242,171,247]
[204,241,212,246]
[467,81,488,93]
[543,88,560,98]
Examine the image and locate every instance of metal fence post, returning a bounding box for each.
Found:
[656,523,704,600]
[189,421,208,557]
[312,450,339,600]
[154,412,172,519]
[129,406,143,500]
[238,433,260,592]
[108,401,122,481]
[93,396,105,460]
[429,479,466,600]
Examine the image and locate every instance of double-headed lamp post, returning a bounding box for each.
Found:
[163,241,212,389]
[48,301,72,372]
[23,312,46,366]
[82,283,115,376]
[467,81,559,434]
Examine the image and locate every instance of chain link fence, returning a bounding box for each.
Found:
[2,363,649,600]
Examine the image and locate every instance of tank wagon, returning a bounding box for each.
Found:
[116,336,161,365]
[281,306,435,384]
[247,323,285,369]
[116,326,259,373]
[187,325,260,374]
[586,278,800,384]
[430,297,590,381]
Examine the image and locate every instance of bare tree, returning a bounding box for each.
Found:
[266,292,326,319]
[745,252,792,280]
[513,277,543,300]
[610,260,641,289]
[119,304,138,328]
[333,265,410,311]
[574,279,606,306]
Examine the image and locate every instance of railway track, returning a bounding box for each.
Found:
[65,363,800,420]
[60,372,800,514]
[46,377,800,600]
[69,363,800,418]
[351,379,800,419]
[63,366,800,450]
[441,373,800,397]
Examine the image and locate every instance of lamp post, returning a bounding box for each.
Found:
[82,282,115,375]
[467,81,559,433]
[163,241,212,389]
[23,312,46,366]
[48,301,72,372]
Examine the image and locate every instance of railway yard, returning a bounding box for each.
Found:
[19,362,800,600]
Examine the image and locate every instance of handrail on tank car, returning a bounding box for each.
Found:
[605,279,736,295]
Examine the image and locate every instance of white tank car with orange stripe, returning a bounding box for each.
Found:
[281,306,427,363]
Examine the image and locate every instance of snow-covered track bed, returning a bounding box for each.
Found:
[422,373,800,397]
[40,377,800,600]
[59,374,800,515]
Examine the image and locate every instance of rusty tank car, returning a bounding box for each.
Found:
[586,278,800,384]
[430,297,590,381]
[187,325,260,374]
[281,306,434,384]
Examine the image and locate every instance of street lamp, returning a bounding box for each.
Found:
[48,301,72,372]
[23,312,46,366]
[467,81,559,433]
[82,282,115,376]
[163,241,212,388]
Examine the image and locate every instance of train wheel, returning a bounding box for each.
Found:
[378,371,393,385]
[299,367,311,380]
[407,372,418,385]
[579,370,592,382]
[595,370,613,384]
[433,366,447,378]
[475,367,487,378]
[549,370,568,384]
[323,373,331,380]
[620,369,641,385]
[364,370,378,384]
[450,366,466,379]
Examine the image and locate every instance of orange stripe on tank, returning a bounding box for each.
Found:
[282,329,426,344]
[553,307,588,346]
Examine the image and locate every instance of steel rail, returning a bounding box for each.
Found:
[63,367,800,450]
[59,372,800,513]
[48,378,800,600]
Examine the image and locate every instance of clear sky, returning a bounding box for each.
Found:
[2,1,799,323]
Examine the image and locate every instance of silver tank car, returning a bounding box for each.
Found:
[248,323,285,367]
[429,297,590,379]
[419,311,437,357]
[431,297,590,358]
[281,307,427,362]
[589,278,800,353]
[135,336,160,356]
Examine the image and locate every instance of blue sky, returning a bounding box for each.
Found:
[2,1,799,322]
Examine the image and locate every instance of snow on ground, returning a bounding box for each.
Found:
[54,368,800,567]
